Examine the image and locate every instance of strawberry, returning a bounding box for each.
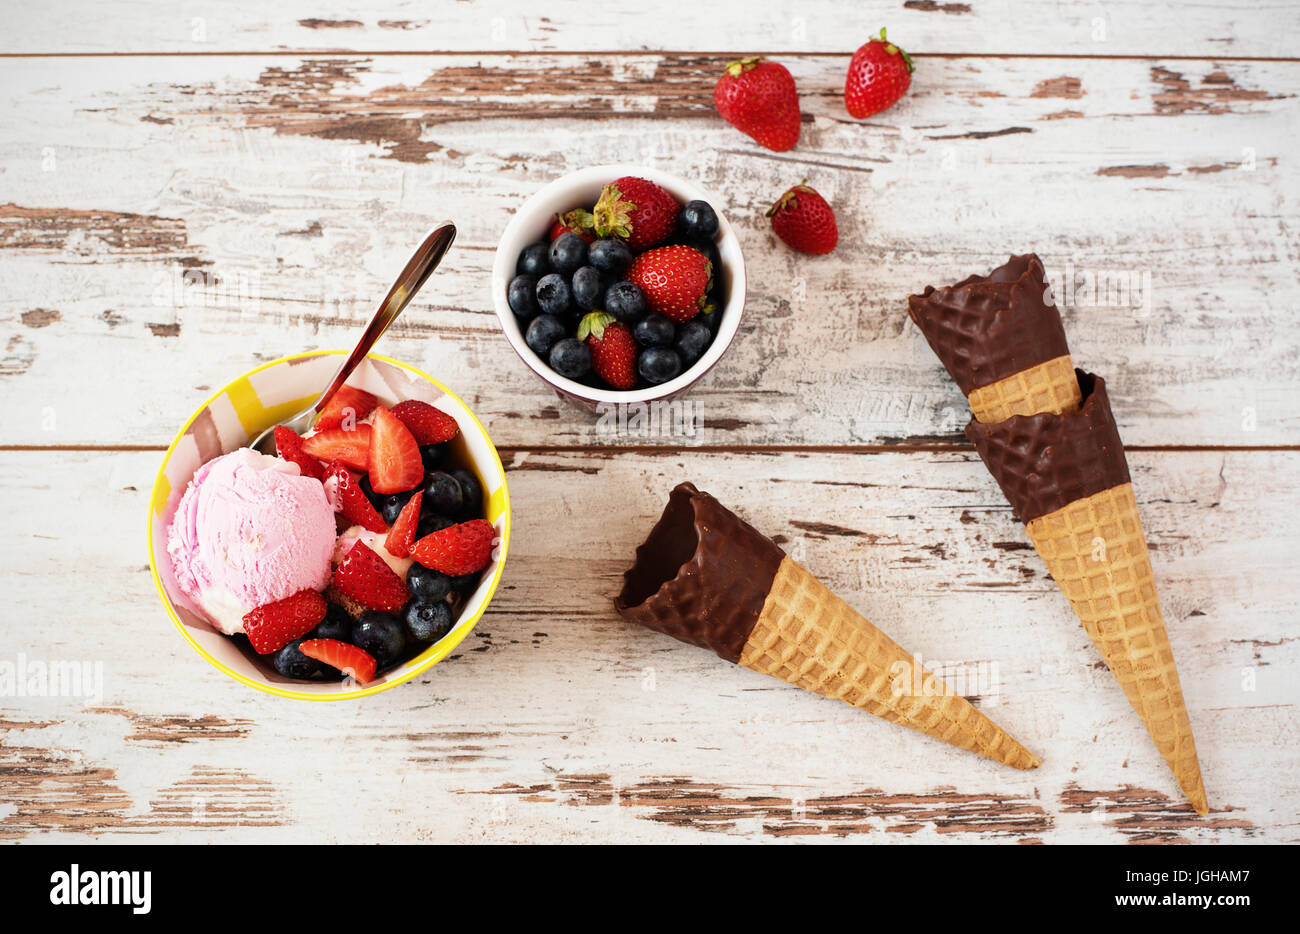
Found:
[844,28,914,119]
[766,180,839,255]
[242,589,327,655]
[324,460,386,533]
[367,405,424,494]
[591,178,680,252]
[333,540,408,612]
[548,208,596,243]
[390,399,459,445]
[315,385,378,431]
[273,426,323,481]
[713,57,801,153]
[410,519,495,577]
[302,424,371,472]
[385,491,422,559]
[627,244,713,324]
[577,312,637,390]
[298,638,377,684]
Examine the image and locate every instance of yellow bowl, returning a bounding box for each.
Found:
[147,351,511,700]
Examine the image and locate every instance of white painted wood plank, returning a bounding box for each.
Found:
[1,54,1297,447]
[7,0,1299,57]
[1,449,1295,842]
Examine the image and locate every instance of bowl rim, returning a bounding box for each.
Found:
[491,162,747,405]
[146,349,512,702]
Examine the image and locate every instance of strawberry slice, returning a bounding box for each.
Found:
[391,399,460,445]
[333,540,408,612]
[315,385,378,431]
[273,426,324,480]
[298,638,377,684]
[324,460,385,533]
[301,424,372,472]
[243,589,327,655]
[385,490,422,559]
[368,405,424,494]
[410,519,495,576]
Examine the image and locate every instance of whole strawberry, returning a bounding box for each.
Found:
[591,177,680,252]
[713,57,801,152]
[627,245,713,324]
[767,181,838,255]
[577,312,637,390]
[844,28,914,119]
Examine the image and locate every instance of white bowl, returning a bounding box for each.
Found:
[491,164,747,409]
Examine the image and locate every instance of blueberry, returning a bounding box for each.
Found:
[703,307,723,334]
[380,490,417,525]
[548,232,588,276]
[525,313,566,357]
[633,314,675,348]
[679,200,719,240]
[311,604,354,643]
[352,611,407,669]
[407,563,451,602]
[674,319,712,367]
[507,275,541,319]
[535,273,573,317]
[588,238,633,276]
[420,444,446,471]
[571,266,604,311]
[272,640,332,680]
[548,338,591,379]
[401,599,454,644]
[448,571,482,594]
[516,242,551,278]
[451,468,483,517]
[423,471,464,515]
[638,347,683,385]
[604,281,647,323]
[417,513,455,539]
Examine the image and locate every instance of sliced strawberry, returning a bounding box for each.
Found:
[243,589,327,655]
[298,638,377,684]
[333,540,408,612]
[385,491,422,559]
[315,385,378,431]
[324,460,385,533]
[301,424,372,471]
[273,426,324,481]
[368,405,424,494]
[410,519,495,577]
[390,399,460,445]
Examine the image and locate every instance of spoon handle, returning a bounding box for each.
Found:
[313,221,457,414]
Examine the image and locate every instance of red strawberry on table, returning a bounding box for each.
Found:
[367,405,424,494]
[767,180,839,255]
[391,399,459,445]
[302,424,372,472]
[713,57,801,153]
[410,519,495,577]
[333,540,408,612]
[844,28,914,119]
[324,460,386,533]
[243,589,328,655]
[591,178,680,252]
[299,638,377,684]
[577,312,637,390]
[548,208,596,243]
[315,385,378,431]
[273,425,323,480]
[627,244,713,324]
[385,491,423,559]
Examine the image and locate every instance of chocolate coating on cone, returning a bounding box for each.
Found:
[966,371,1131,523]
[908,254,1070,394]
[615,482,785,663]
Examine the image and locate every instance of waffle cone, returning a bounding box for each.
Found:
[1026,483,1208,814]
[739,557,1040,769]
[968,355,1082,423]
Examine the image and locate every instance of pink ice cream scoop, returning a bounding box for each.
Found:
[166,448,336,635]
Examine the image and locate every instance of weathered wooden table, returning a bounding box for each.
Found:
[2,2,1296,844]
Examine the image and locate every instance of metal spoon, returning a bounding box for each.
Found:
[249,222,457,455]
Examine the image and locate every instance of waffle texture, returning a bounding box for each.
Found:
[1026,483,1208,814]
[968,354,1082,423]
[739,557,1040,770]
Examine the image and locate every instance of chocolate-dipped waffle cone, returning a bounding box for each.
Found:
[615,483,1040,770]
[967,374,1208,814]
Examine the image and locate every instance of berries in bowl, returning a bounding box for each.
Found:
[148,352,510,700]
[493,164,746,409]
